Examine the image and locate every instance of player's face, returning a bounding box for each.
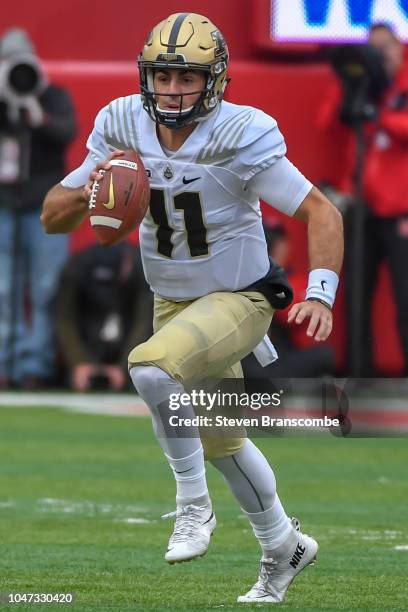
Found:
[369,28,403,77]
[153,69,206,112]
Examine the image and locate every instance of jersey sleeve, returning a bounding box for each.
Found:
[247,156,313,217]
[60,105,111,188]
[85,105,111,163]
[231,109,287,181]
[60,153,95,188]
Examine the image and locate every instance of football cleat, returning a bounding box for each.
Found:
[237,518,318,604]
[162,504,216,564]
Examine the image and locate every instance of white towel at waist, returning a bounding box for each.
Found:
[252,335,278,367]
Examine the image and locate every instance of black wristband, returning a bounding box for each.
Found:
[306,297,332,311]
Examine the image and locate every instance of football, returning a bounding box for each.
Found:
[88,149,150,246]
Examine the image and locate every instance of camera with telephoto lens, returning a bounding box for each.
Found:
[0,54,44,106]
[330,44,389,126]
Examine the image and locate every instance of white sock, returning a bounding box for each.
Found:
[165,447,211,507]
[130,365,210,506]
[243,495,293,556]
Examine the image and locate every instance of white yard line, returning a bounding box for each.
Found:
[329,527,405,541]
[0,497,151,520]
[0,392,149,416]
[116,518,155,524]
[37,498,147,514]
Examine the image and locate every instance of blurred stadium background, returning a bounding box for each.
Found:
[3,0,408,376]
[1,1,408,610]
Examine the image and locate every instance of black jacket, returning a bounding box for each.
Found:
[0,83,76,211]
[56,244,153,367]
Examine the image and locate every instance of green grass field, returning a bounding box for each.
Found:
[0,406,407,611]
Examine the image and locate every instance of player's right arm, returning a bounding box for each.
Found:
[41,153,122,233]
[41,104,120,234]
[41,183,89,234]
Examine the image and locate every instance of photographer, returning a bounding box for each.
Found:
[319,23,408,376]
[0,28,76,388]
[56,243,153,392]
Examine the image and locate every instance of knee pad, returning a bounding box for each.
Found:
[129,364,163,397]
[128,337,168,372]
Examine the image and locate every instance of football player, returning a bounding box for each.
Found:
[41,13,343,604]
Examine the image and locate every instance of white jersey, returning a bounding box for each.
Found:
[64,95,312,301]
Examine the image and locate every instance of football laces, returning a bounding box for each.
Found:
[88,169,105,210]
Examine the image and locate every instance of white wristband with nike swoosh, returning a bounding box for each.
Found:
[305,269,339,308]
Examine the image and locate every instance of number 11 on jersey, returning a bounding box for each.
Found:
[149,189,209,258]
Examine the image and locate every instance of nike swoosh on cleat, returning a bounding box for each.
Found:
[182,176,201,185]
[203,511,214,525]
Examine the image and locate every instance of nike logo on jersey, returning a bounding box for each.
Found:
[321,280,327,291]
[102,174,115,210]
[182,176,201,185]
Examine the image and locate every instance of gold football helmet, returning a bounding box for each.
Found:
[138,13,229,128]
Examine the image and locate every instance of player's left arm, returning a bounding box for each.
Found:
[240,113,343,341]
[289,186,343,341]
[246,154,343,342]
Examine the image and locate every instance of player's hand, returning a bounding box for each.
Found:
[103,365,126,391]
[83,149,125,202]
[72,363,97,392]
[287,300,333,341]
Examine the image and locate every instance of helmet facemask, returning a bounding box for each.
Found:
[138,13,229,129]
[139,60,227,129]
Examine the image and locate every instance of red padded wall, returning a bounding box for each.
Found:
[2,0,403,374]
[1,1,252,61]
